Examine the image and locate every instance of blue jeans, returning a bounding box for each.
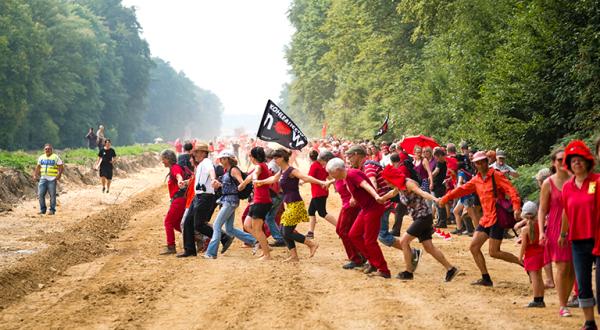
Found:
[206,202,256,257]
[378,208,395,247]
[572,239,598,308]
[265,193,283,242]
[38,178,57,213]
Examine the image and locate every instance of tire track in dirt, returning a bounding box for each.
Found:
[0,185,164,311]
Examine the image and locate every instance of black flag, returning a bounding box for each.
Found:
[256,100,308,150]
[374,113,389,139]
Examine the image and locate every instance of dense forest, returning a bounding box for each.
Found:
[284,0,600,164]
[0,0,222,150]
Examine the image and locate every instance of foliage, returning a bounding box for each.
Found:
[0,144,169,169]
[286,0,600,164]
[0,0,223,150]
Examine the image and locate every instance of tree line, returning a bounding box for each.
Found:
[0,0,222,151]
[283,0,600,164]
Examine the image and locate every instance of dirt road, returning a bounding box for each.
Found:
[0,164,581,329]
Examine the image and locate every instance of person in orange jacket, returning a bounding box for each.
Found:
[439,151,522,287]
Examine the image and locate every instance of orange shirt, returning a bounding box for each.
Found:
[441,168,521,227]
[185,174,196,209]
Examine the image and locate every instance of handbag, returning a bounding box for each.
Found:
[491,172,516,229]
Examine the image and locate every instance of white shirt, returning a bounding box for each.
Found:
[380,154,392,167]
[195,158,215,194]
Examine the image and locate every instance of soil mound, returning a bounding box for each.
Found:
[0,185,163,310]
[0,152,158,212]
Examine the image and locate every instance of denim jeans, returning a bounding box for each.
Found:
[265,193,284,242]
[206,202,256,257]
[378,208,395,246]
[38,178,57,213]
[572,239,597,308]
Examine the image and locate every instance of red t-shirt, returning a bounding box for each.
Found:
[562,173,600,242]
[364,162,392,210]
[334,179,352,209]
[309,161,329,198]
[345,168,377,210]
[253,162,272,204]
[168,164,184,198]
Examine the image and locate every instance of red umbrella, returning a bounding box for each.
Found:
[400,135,439,154]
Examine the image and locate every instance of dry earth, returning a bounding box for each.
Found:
[0,161,581,329]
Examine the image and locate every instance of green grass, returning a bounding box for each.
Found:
[0,144,171,170]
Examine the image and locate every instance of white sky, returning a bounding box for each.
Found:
[122,0,293,115]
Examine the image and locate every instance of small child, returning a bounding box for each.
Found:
[519,201,546,307]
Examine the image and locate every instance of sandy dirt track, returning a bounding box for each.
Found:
[0,164,582,329]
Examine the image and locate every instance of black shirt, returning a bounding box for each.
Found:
[177,153,193,172]
[98,148,116,167]
[433,161,447,189]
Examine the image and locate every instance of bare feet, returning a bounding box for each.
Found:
[309,241,319,258]
[545,282,555,289]
[258,255,272,261]
[283,256,299,263]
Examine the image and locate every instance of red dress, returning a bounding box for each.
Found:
[524,225,545,272]
[544,178,572,264]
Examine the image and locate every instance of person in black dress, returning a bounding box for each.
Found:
[95,139,117,193]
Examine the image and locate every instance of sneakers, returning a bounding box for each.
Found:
[396,271,414,280]
[269,240,286,247]
[368,271,391,279]
[445,267,459,282]
[252,242,261,255]
[363,264,377,274]
[48,210,55,215]
[202,254,216,260]
[450,228,463,235]
[559,307,572,317]
[582,322,598,330]
[221,236,235,254]
[411,248,422,272]
[567,295,579,308]
[306,231,314,239]
[342,261,364,270]
[526,301,546,308]
[471,278,493,287]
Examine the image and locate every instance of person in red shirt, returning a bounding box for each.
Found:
[174,138,183,155]
[240,147,273,260]
[327,156,391,279]
[307,150,337,239]
[159,149,186,255]
[558,140,599,330]
[440,151,522,287]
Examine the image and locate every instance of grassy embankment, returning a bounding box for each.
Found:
[0,144,170,171]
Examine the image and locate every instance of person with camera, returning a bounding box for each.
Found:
[189,143,233,259]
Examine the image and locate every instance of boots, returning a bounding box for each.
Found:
[160,245,176,255]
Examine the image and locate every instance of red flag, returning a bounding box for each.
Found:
[321,122,327,139]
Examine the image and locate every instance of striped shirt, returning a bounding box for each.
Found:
[364,162,392,210]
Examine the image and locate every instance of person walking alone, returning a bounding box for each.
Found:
[94,139,117,193]
[33,144,64,215]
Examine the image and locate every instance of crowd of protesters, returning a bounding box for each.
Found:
[149,134,599,329]
[24,118,599,328]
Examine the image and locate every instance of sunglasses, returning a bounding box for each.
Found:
[556,158,564,162]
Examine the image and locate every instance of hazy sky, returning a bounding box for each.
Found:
[122,0,294,115]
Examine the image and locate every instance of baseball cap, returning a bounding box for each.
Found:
[216,150,235,159]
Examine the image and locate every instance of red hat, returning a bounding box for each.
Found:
[382,165,407,191]
[563,140,595,170]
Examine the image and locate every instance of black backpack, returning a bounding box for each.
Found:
[228,166,253,200]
